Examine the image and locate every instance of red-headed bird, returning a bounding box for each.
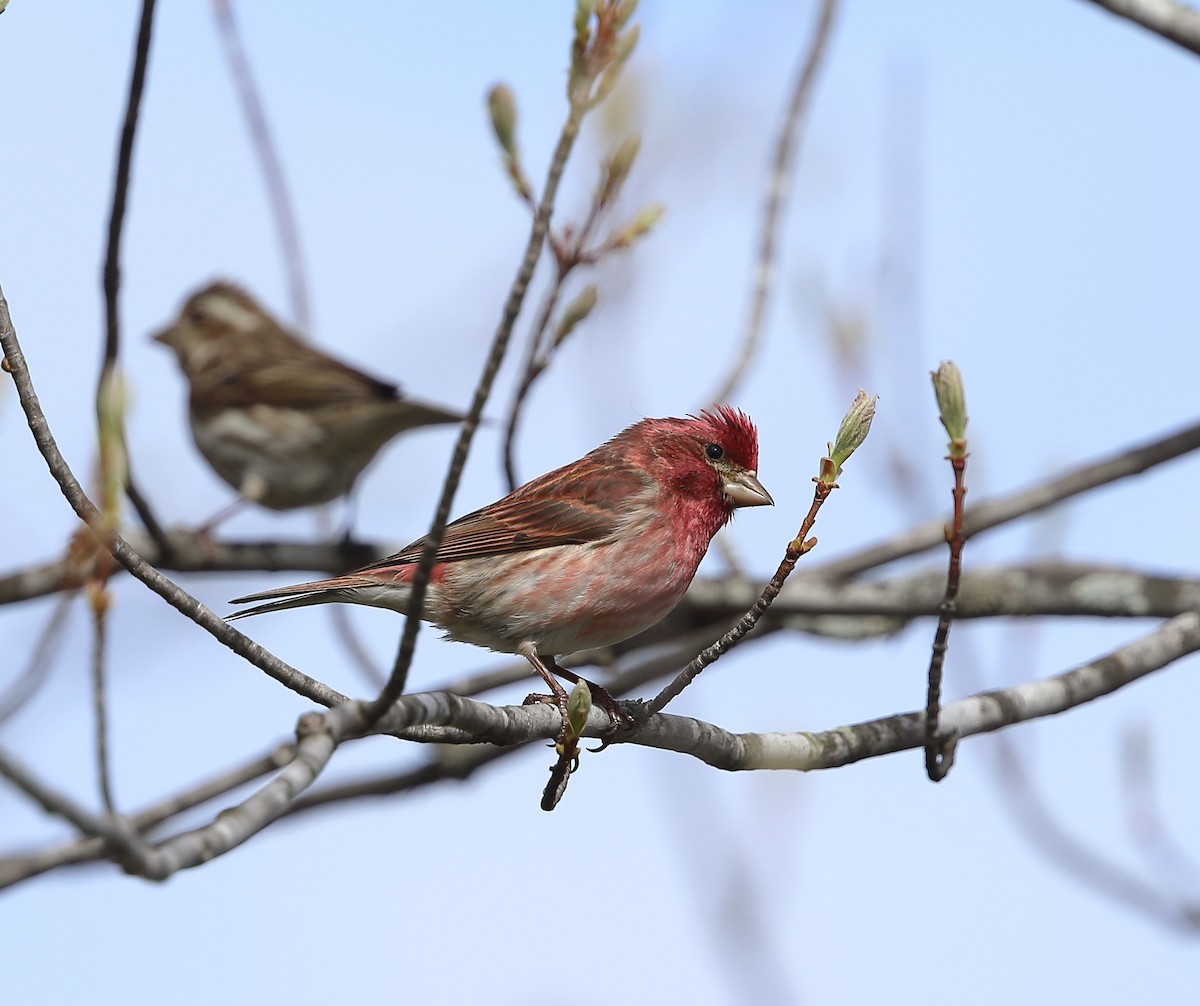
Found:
[229,407,772,724]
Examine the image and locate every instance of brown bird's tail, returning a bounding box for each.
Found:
[228,576,367,620]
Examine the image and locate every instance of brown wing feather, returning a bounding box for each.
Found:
[197,331,398,410]
[361,461,650,569]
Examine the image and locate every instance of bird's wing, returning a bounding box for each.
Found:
[197,333,399,410]
[365,463,649,567]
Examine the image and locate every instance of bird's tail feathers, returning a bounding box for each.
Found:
[228,576,368,620]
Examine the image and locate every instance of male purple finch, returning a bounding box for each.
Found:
[230,407,772,724]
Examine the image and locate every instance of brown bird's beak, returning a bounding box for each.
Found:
[723,470,773,508]
[151,326,176,348]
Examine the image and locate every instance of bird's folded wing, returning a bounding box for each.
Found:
[366,465,648,567]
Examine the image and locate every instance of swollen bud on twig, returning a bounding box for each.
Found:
[592,24,640,107]
[486,84,518,156]
[555,285,599,346]
[571,0,596,91]
[613,0,639,32]
[820,389,877,486]
[931,360,968,457]
[566,679,593,739]
[597,135,641,206]
[607,202,665,250]
[96,367,129,530]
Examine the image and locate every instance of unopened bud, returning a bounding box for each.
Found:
[566,679,593,739]
[555,285,599,346]
[609,201,665,249]
[571,0,596,90]
[97,367,129,520]
[931,360,968,453]
[822,389,877,484]
[486,84,518,155]
[614,0,639,33]
[598,135,641,205]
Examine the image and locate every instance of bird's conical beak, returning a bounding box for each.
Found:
[723,470,773,508]
[151,326,174,347]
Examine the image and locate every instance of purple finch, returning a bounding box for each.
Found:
[153,282,463,516]
[229,407,772,721]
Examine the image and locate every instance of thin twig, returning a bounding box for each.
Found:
[1083,0,1200,56]
[368,105,584,725]
[1120,725,1200,900]
[710,0,841,405]
[0,591,75,725]
[644,389,875,717]
[924,363,969,781]
[0,745,152,875]
[0,744,294,889]
[502,149,633,490]
[642,486,827,718]
[89,601,118,814]
[210,0,311,332]
[923,449,967,781]
[992,719,1200,932]
[101,0,169,550]
[502,267,567,491]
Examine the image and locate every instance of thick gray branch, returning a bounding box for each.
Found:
[4,613,1195,888]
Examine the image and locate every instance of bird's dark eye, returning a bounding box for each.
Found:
[188,308,207,325]
[705,443,724,461]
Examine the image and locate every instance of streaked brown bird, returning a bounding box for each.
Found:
[154,282,463,522]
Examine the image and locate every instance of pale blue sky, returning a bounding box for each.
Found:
[2,3,1199,1004]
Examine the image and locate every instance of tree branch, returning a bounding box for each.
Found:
[1083,0,1200,56]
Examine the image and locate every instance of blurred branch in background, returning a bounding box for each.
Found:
[710,0,841,405]
[210,0,311,333]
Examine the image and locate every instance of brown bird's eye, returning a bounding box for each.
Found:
[188,307,207,325]
[704,443,724,461]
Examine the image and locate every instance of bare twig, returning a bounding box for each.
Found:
[210,0,311,332]
[501,141,637,491]
[369,104,583,723]
[1083,0,1200,56]
[1120,725,1200,900]
[0,591,75,725]
[0,744,294,889]
[710,0,841,404]
[992,719,1200,932]
[89,602,117,814]
[0,745,153,875]
[100,0,169,549]
[643,494,824,718]
[502,267,570,492]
